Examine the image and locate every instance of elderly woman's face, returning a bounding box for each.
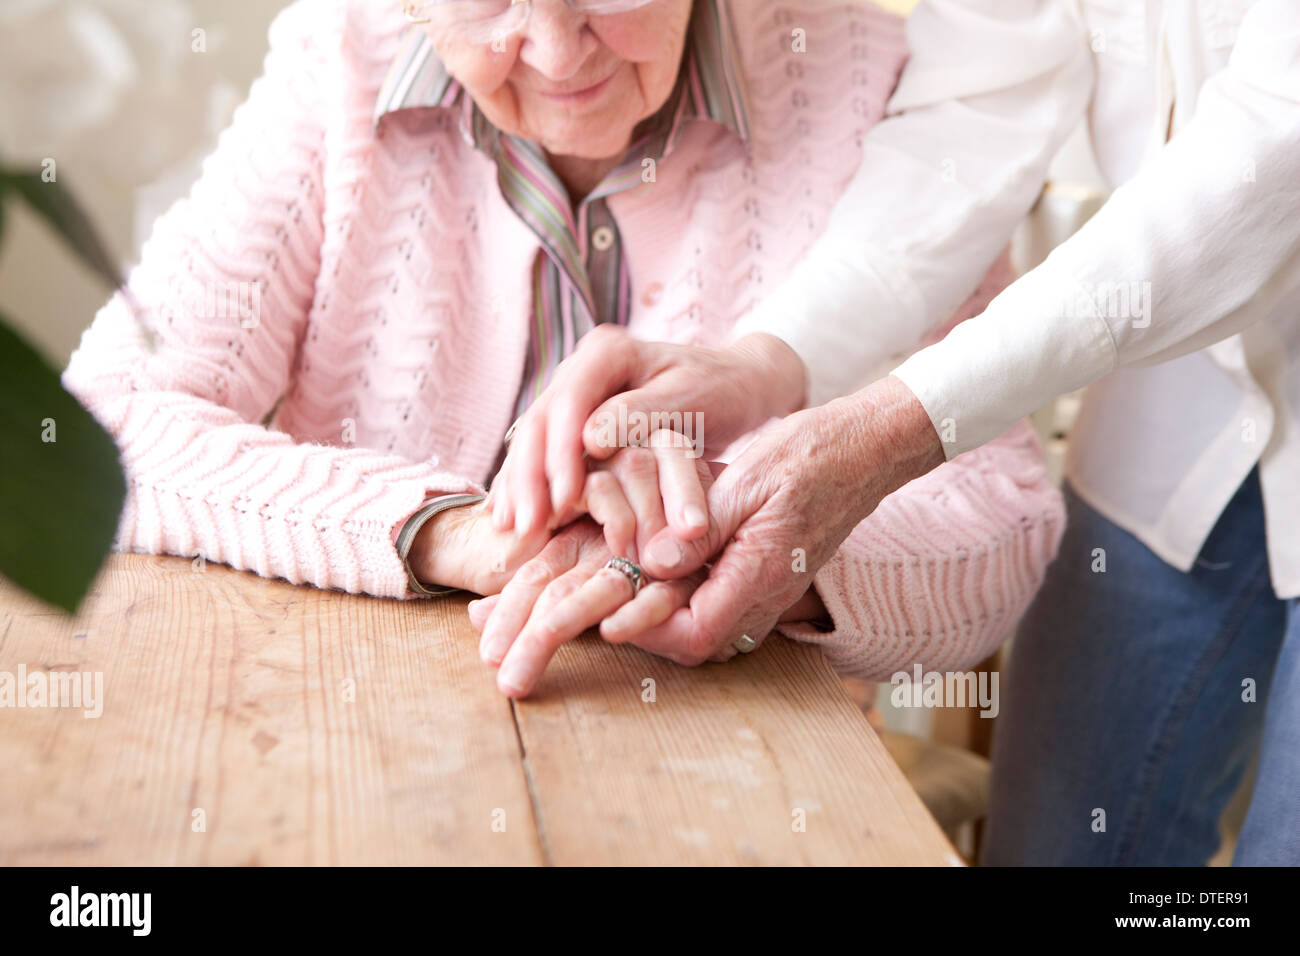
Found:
[424,0,693,160]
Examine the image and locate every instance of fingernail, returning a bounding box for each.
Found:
[516,502,534,533]
[683,505,707,530]
[648,536,684,570]
[497,664,526,696]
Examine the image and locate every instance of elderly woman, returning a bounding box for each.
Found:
[64,0,1063,697]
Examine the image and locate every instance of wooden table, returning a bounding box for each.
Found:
[0,555,957,865]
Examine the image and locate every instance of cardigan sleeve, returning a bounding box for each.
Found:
[62,2,480,599]
[777,420,1064,680]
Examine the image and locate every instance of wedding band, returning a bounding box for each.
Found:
[503,417,521,445]
[604,556,645,597]
[732,634,758,654]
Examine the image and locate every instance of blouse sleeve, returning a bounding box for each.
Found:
[734,0,1094,406]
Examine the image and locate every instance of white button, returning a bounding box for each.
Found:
[591,225,615,251]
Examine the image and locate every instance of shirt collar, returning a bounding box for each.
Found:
[373,0,751,147]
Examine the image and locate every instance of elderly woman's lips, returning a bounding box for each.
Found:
[536,72,616,104]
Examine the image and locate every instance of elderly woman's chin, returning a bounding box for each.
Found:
[495,72,648,160]
[535,115,637,162]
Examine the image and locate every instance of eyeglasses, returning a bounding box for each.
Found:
[403,1,658,46]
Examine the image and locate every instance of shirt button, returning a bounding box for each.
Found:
[641,281,664,307]
[591,225,615,252]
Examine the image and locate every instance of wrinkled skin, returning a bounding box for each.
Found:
[626,376,947,665]
[488,325,806,539]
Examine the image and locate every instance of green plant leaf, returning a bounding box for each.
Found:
[0,315,126,613]
[0,169,122,290]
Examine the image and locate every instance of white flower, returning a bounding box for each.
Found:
[0,0,227,182]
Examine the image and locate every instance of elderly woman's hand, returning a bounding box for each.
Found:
[408,500,552,598]
[406,398,723,608]
[470,431,712,696]
[574,428,718,561]
[470,518,705,698]
[469,425,833,696]
[487,327,805,539]
[626,376,945,664]
[467,501,828,697]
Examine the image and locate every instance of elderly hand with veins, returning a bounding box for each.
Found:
[623,375,946,667]
[473,428,712,696]
[471,428,827,697]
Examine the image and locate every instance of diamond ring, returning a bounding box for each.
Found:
[603,556,645,597]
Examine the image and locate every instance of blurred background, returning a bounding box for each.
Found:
[0,0,283,365]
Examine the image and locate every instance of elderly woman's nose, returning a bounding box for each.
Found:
[519,0,597,81]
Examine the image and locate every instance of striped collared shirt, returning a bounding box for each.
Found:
[375,1,750,423]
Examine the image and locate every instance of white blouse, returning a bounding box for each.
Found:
[736,0,1300,599]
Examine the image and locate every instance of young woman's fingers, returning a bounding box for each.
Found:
[544,396,591,521]
[570,330,662,462]
[649,428,710,540]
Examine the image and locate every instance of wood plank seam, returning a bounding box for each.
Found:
[509,698,555,866]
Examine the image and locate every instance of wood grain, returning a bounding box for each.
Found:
[0,554,956,866]
[514,635,960,865]
[0,555,542,865]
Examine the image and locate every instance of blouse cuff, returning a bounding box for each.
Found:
[394,492,486,597]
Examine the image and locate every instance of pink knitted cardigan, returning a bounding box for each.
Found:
[62,0,1064,680]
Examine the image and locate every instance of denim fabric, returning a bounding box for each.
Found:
[981,469,1298,865]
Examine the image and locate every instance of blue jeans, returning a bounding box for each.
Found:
[981,469,1300,865]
